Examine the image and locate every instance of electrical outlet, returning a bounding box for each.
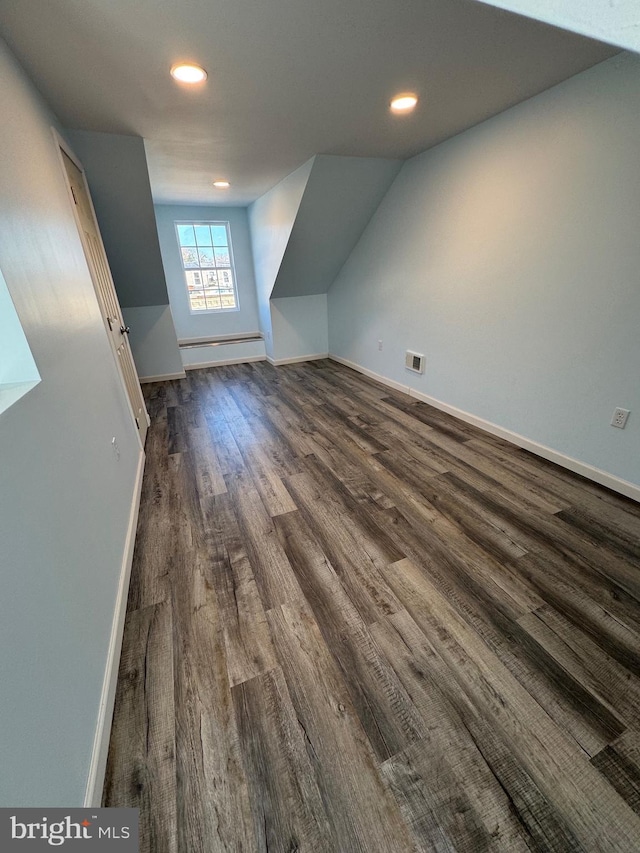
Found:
[377,339,383,351]
[611,408,630,429]
[111,436,121,460]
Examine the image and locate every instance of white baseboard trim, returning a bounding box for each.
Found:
[267,352,329,366]
[84,448,146,807]
[139,371,186,384]
[329,355,408,393]
[184,355,266,370]
[329,354,640,503]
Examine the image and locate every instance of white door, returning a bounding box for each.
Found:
[59,145,149,446]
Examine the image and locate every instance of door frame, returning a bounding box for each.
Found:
[52,128,149,450]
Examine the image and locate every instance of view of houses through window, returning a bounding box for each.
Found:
[175,221,238,312]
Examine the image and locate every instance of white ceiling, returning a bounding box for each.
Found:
[0,0,616,206]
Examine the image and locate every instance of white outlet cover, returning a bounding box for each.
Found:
[610,407,630,429]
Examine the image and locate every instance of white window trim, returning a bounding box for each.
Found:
[174,220,240,315]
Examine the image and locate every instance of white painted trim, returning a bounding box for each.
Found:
[183,355,267,370]
[328,355,640,503]
[178,332,263,345]
[84,448,146,807]
[329,354,408,393]
[410,389,640,503]
[139,371,186,384]
[267,352,329,366]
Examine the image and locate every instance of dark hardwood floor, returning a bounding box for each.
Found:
[103,359,640,852]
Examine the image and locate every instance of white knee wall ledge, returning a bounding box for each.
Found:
[329,355,640,504]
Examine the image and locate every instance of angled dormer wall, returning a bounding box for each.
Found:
[248,158,315,359]
[249,154,401,363]
[271,155,402,298]
[66,130,183,381]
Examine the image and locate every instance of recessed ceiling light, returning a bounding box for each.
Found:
[390,93,418,114]
[213,180,230,188]
[170,63,208,84]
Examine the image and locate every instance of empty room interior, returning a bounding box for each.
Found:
[2,0,640,849]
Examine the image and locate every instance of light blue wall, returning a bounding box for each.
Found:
[0,38,141,804]
[248,159,314,358]
[155,204,261,341]
[329,53,640,488]
[271,295,329,362]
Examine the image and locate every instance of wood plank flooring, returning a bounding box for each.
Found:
[104,359,640,852]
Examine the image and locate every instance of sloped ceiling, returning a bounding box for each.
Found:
[0,0,617,205]
[271,156,402,298]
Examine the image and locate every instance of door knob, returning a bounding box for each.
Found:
[120,325,131,335]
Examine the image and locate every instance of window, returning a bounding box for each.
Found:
[175,221,239,313]
[0,266,41,415]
